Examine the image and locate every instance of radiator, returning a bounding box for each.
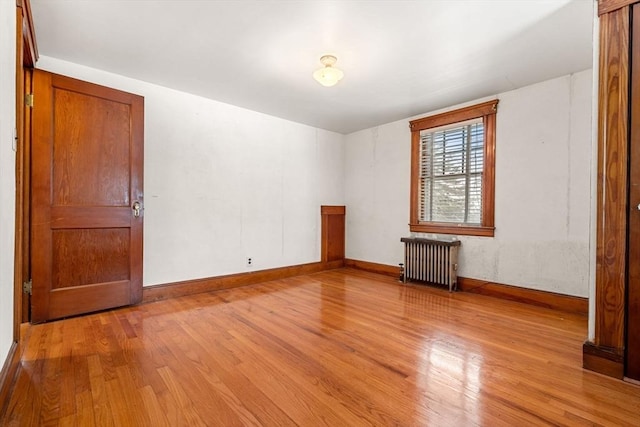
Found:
[401,237,461,292]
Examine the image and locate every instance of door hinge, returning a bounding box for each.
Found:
[23,279,32,295]
[25,94,34,108]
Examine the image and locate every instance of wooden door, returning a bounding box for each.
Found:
[30,70,144,323]
[627,3,640,382]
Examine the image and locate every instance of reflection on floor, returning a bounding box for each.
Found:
[3,268,640,426]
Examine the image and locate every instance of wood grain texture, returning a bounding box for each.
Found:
[30,68,53,323]
[48,281,131,320]
[0,342,20,417]
[321,205,345,263]
[3,268,640,426]
[52,88,131,207]
[409,100,498,236]
[321,206,345,263]
[344,258,401,277]
[320,205,345,215]
[325,215,345,261]
[627,2,640,381]
[583,341,625,378]
[14,3,26,342]
[346,259,588,315]
[458,277,588,315]
[20,69,33,324]
[51,229,130,289]
[16,0,38,67]
[142,260,345,303]
[408,99,499,131]
[50,206,132,229]
[482,111,496,230]
[31,70,144,322]
[409,127,420,226]
[594,6,629,355]
[15,0,38,341]
[599,0,637,16]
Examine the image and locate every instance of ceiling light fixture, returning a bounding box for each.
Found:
[313,55,344,87]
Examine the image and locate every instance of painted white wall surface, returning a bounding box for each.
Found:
[0,0,17,365]
[37,56,345,286]
[346,69,593,297]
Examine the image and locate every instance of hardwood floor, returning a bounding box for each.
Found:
[3,268,640,426]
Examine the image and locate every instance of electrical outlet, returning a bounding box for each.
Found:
[246,257,252,267]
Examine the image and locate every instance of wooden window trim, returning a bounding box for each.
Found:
[409,99,498,237]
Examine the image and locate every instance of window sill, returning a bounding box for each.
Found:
[409,223,495,237]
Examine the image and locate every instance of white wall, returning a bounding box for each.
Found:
[0,0,17,363]
[37,56,345,286]
[346,70,593,297]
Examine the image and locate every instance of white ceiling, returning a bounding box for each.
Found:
[30,0,594,134]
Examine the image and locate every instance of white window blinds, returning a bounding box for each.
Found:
[419,118,484,224]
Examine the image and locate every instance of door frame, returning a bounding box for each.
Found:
[584,0,640,381]
[1,0,37,410]
[626,2,640,381]
[14,0,38,340]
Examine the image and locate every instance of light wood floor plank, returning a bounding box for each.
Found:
[157,366,209,426]
[86,354,115,427]
[139,385,170,427]
[3,268,640,426]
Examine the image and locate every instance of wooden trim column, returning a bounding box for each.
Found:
[599,0,638,15]
[627,2,640,382]
[14,0,37,335]
[584,2,631,379]
[321,206,345,264]
[14,0,25,347]
[3,0,38,413]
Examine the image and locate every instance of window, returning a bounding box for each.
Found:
[409,100,498,237]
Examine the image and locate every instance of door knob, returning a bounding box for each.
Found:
[132,201,142,217]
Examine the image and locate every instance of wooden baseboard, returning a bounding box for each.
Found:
[345,259,588,315]
[624,376,640,386]
[0,341,20,416]
[344,259,400,277]
[142,260,344,303]
[583,341,624,379]
[143,257,589,315]
[458,277,588,315]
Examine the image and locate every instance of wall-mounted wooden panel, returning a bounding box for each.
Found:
[626,2,640,381]
[587,4,630,378]
[321,206,345,263]
[595,4,629,352]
